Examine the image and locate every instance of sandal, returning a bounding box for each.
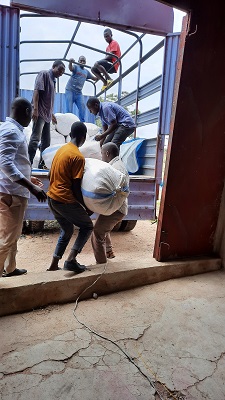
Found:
[106,250,115,259]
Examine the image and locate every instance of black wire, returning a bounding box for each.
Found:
[72,264,165,400]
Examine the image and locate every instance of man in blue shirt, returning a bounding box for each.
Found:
[87,97,135,148]
[0,98,47,278]
[65,56,97,122]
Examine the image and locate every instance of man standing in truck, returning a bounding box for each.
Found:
[28,60,65,169]
[87,97,135,149]
[91,28,121,91]
[65,56,97,122]
[0,98,47,278]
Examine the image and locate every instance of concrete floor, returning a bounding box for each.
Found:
[1,270,225,399]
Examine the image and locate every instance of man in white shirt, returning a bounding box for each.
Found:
[0,97,47,277]
[91,142,130,264]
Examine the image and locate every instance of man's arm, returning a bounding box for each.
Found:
[0,129,47,202]
[72,178,92,215]
[86,70,98,82]
[15,177,47,202]
[32,89,39,122]
[68,58,75,72]
[95,120,118,142]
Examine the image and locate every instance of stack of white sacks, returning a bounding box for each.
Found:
[25,113,129,215]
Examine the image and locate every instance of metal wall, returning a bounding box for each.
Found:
[20,89,95,123]
[154,0,225,261]
[0,5,20,121]
[11,0,173,35]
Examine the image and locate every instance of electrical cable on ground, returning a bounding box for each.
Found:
[72,263,167,400]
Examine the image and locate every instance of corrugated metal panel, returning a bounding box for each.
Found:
[20,89,95,123]
[158,33,180,135]
[0,5,20,121]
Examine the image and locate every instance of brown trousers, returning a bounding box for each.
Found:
[91,210,124,264]
[0,193,27,276]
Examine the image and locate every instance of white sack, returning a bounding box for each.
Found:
[23,124,40,168]
[42,144,65,169]
[50,122,70,145]
[79,140,102,160]
[24,123,32,144]
[42,139,101,169]
[84,122,100,138]
[81,158,129,215]
[55,113,80,136]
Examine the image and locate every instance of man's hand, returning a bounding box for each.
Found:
[31,176,44,187]
[52,114,57,125]
[69,58,75,63]
[95,134,102,142]
[30,185,47,202]
[32,108,38,122]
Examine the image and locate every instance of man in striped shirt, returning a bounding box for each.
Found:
[28,60,65,169]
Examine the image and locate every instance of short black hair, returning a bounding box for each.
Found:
[86,97,100,107]
[70,121,87,140]
[104,28,112,36]
[11,97,32,113]
[52,60,65,68]
[102,142,119,158]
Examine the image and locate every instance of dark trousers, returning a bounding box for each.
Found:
[103,125,135,149]
[48,197,93,259]
[28,116,50,167]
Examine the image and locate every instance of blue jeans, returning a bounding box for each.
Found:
[28,117,50,166]
[65,90,86,122]
[48,197,93,259]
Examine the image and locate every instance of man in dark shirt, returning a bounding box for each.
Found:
[28,60,65,169]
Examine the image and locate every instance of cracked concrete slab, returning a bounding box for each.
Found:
[1,270,225,399]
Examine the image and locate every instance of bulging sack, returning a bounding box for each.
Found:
[42,140,101,169]
[81,158,129,216]
[42,144,65,169]
[55,113,80,136]
[79,140,102,160]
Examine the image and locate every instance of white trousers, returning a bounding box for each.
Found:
[0,193,27,276]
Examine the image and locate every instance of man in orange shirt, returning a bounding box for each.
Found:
[47,121,93,273]
[91,28,121,91]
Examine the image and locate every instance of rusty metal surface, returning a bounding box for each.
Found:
[0,5,20,121]
[154,2,225,260]
[11,0,173,35]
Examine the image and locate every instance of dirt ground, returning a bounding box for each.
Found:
[18,220,157,273]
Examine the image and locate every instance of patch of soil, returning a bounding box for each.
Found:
[18,220,157,273]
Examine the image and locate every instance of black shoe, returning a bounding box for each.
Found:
[63,260,86,273]
[2,268,27,277]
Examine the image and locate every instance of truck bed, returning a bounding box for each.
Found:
[24,171,156,222]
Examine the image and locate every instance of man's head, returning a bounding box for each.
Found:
[70,121,87,147]
[52,60,65,78]
[104,28,113,44]
[86,97,100,116]
[78,56,86,68]
[10,97,32,127]
[101,142,119,163]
